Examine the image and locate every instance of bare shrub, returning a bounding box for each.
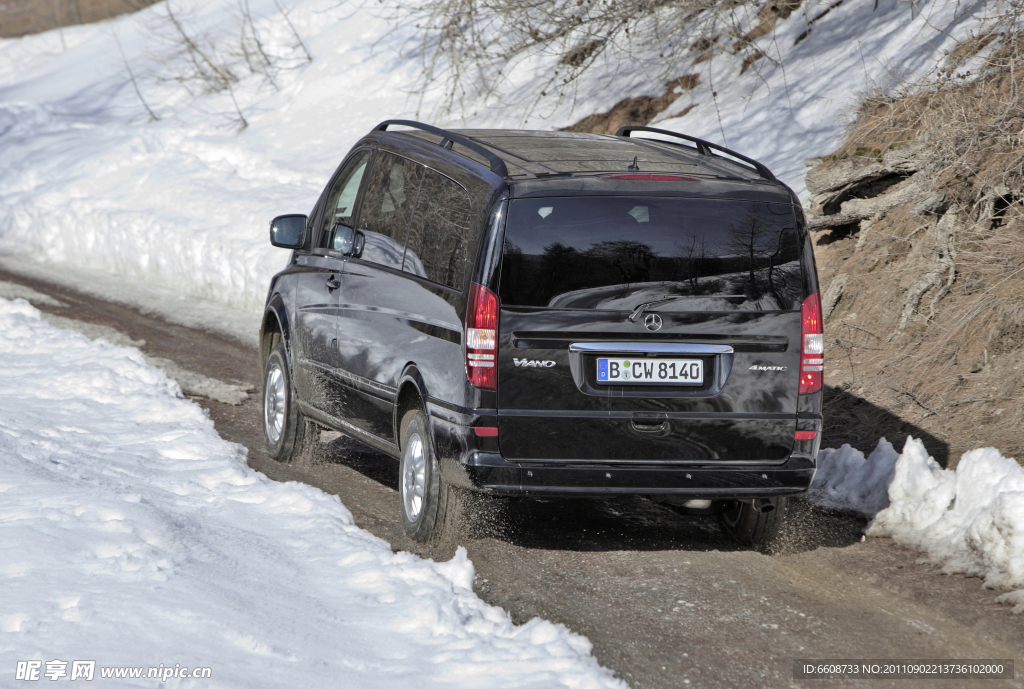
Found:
[394,0,788,122]
[114,29,160,121]
[156,2,250,128]
[271,0,313,63]
[144,0,313,130]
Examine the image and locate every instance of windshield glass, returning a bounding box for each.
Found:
[499,196,804,311]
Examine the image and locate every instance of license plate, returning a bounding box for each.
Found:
[596,358,704,385]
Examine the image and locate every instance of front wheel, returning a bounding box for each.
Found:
[399,409,452,543]
[718,497,787,553]
[263,340,320,466]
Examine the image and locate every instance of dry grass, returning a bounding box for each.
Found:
[838,2,1024,200]
[813,194,1024,464]
[0,0,160,38]
[803,3,1024,465]
[561,74,700,133]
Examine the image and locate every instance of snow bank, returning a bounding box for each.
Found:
[0,0,415,337]
[0,0,991,341]
[807,438,899,517]
[0,297,623,687]
[867,439,1024,613]
[809,437,1024,613]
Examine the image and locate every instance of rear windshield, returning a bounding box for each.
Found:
[499,196,804,311]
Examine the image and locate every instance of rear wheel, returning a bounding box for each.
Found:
[718,497,787,552]
[263,340,320,466]
[399,409,453,543]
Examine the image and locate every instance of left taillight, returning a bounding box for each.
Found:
[466,282,498,391]
[799,292,824,395]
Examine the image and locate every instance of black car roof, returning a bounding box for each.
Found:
[370,124,797,205]
[455,129,758,177]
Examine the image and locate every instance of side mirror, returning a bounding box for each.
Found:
[332,224,355,254]
[331,225,365,258]
[269,214,308,249]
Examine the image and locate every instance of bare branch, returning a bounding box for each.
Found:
[114,29,160,122]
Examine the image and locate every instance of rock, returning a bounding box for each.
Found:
[805,160,887,195]
[909,191,948,216]
[822,274,849,319]
[881,140,928,173]
[838,174,929,219]
[806,211,861,231]
[854,217,878,252]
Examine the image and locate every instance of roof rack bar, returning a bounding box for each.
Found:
[619,136,755,181]
[615,125,777,183]
[375,120,509,179]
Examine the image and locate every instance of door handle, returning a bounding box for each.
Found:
[631,413,669,433]
[325,276,341,291]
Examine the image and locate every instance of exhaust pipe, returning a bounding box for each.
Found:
[753,498,776,513]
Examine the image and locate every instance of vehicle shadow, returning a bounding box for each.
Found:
[318,432,867,556]
[822,385,950,468]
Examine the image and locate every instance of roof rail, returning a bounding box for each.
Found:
[615,125,777,183]
[374,120,509,179]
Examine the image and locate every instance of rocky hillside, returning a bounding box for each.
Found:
[804,60,1024,467]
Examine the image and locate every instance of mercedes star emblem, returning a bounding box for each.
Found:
[644,314,663,331]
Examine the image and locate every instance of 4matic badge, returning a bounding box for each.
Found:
[749,364,787,372]
[513,358,556,368]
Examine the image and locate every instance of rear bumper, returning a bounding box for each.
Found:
[428,403,819,499]
[455,451,816,497]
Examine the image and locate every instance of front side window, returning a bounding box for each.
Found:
[499,196,803,311]
[402,170,475,290]
[318,149,372,250]
[355,152,424,269]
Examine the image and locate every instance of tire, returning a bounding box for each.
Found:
[262,340,320,466]
[718,497,787,553]
[399,409,452,543]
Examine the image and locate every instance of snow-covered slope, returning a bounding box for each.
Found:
[0,297,623,687]
[0,0,988,342]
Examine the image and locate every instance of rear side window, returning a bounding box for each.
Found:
[499,196,803,311]
[356,152,425,269]
[402,170,475,290]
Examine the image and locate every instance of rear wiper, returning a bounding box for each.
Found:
[627,294,746,321]
[628,297,683,322]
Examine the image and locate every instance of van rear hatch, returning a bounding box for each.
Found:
[495,195,806,464]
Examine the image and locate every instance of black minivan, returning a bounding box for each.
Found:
[261,121,823,549]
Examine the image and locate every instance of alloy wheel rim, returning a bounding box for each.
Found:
[264,363,286,444]
[402,433,426,522]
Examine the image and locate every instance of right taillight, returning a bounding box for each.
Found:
[465,282,498,391]
[799,292,824,394]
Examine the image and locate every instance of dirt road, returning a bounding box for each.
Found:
[4,267,1019,689]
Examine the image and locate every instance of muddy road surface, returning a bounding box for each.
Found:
[4,267,1020,689]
